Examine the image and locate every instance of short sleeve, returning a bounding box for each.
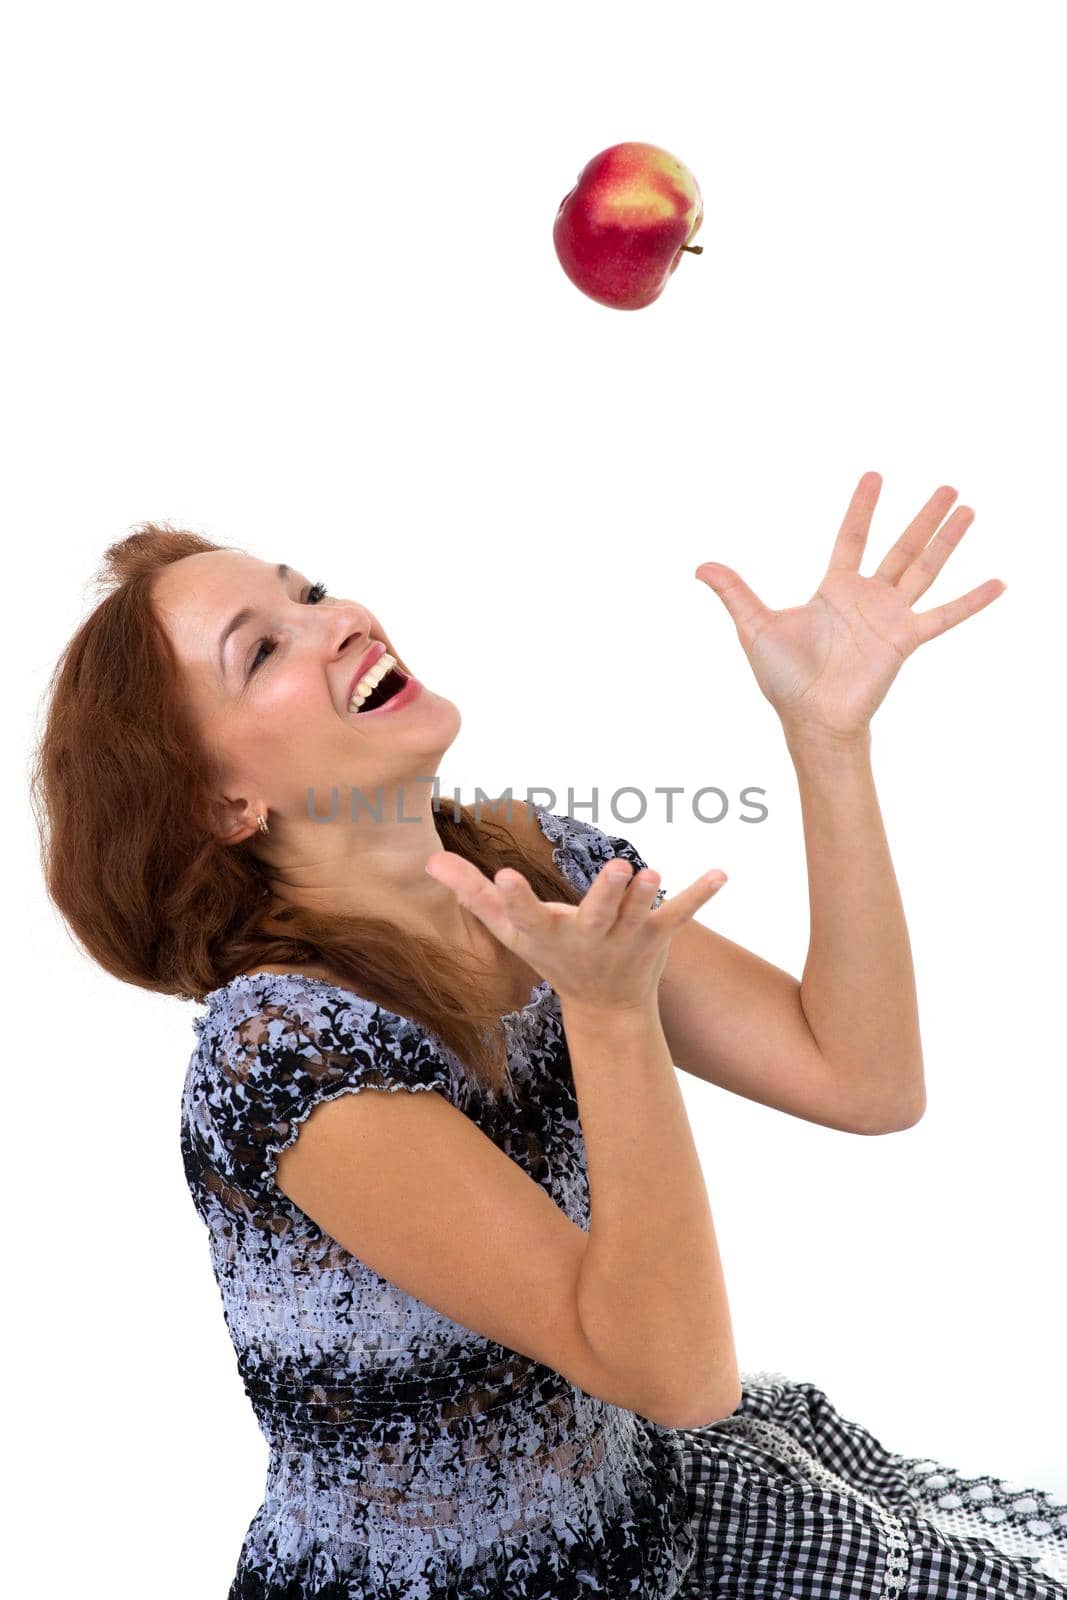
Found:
[528,804,667,906]
[186,977,453,1215]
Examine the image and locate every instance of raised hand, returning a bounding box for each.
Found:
[424,851,727,1014]
[694,472,1006,742]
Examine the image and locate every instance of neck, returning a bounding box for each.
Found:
[254,788,479,953]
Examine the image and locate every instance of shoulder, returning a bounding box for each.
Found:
[501,799,657,895]
[203,974,452,1096]
[186,974,453,1212]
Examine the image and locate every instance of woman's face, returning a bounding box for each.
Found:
[152,547,461,843]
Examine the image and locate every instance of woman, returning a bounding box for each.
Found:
[31,472,1066,1597]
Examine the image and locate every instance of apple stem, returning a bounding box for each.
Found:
[682,244,704,255]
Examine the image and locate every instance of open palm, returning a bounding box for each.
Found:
[695,473,1006,741]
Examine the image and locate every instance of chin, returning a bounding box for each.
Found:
[427,691,462,742]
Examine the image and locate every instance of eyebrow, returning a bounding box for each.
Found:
[218,562,291,682]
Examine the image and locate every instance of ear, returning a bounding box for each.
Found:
[209,792,268,847]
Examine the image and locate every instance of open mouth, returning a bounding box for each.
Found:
[354,664,409,713]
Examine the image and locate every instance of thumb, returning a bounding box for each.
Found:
[424,850,485,901]
[424,851,521,950]
[695,562,773,642]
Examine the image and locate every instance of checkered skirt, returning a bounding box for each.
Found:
[671,1373,1067,1598]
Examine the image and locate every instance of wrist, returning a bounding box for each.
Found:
[783,721,872,767]
[559,994,662,1036]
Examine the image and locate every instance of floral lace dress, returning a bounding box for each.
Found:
[180,804,1067,1598]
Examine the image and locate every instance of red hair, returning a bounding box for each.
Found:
[29,522,581,1094]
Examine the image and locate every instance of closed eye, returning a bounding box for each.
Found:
[248,580,329,677]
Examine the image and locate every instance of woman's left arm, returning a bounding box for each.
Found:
[784,722,924,1118]
[654,727,927,1135]
[654,727,924,1136]
[660,471,1005,1134]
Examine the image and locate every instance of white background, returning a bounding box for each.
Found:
[5,1,1065,1592]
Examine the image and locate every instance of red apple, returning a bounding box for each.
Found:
[553,142,704,310]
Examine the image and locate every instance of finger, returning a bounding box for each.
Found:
[650,867,729,932]
[894,505,976,607]
[576,859,637,933]
[911,578,1007,646]
[491,867,546,932]
[826,471,882,574]
[873,483,959,586]
[617,868,665,924]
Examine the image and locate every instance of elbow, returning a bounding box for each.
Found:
[652,1375,744,1431]
[850,1056,927,1135]
[858,1091,927,1136]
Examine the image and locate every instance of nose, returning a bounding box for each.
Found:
[329,606,409,679]
[330,608,373,660]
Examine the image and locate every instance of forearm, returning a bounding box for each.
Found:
[785,724,925,1120]
[561,997,740,1426]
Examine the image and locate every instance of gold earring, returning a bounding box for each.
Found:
[256,814,269,835]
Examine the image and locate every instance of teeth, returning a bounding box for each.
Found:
[348,651,397,711]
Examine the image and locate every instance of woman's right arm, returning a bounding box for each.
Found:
[561,995,741,1429]
[379,831,740,1428]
